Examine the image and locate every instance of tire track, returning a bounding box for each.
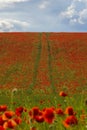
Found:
[30,33,42,90]
[46,33,57,94]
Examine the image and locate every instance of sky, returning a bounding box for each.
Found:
[0,0,87,32]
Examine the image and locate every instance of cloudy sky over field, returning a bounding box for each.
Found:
[0,0,87,32]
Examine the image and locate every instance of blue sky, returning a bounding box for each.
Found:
[0,0,87,32]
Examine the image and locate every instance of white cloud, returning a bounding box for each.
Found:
[60,0,87,25]
[38,1,49,9]
[0,0,29,8]
[0,19,30,31]
[61,4,76,18]
[78,9,87,24]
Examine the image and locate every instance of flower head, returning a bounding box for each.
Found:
[14,117,22,124]
[29,107,44,123]
[63,115,78,128]
[0,105,7,112]
[29,107,40,119]
[4,111,15,120]
[6,119,17,129]
[56,108,64,116]
[65,106,75,115]
[59,91,67,97]
[43,108,55,124]
[15,107,23,117]
[35,113,44,123]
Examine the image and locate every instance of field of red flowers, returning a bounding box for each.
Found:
[0,32,87,92]
[0,32,87,130]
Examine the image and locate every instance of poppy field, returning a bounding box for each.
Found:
[0,32,87,130]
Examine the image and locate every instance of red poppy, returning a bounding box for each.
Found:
[15,107,23,116]
[6,119,17,129]
[63,115,78,128]
[35,115,44,123]
[14,117,22,124]
[43,108,55,124]
[65,106,75,115]
[29,107,40,119]
[35,110,44,123]
[4,111,15,119]
[56,108,64,116]
[0,105,7,112]
[59,91,67,97]
[29,107,44,123]
[30,127,37,130]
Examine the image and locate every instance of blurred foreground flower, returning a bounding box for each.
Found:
[43,108,55,124]
[65,106,75,115]
[0,105,7,112]
[63,115,78,128]
[29,107,44,123]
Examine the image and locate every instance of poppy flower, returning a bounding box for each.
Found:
[29,107,40,119]
[30,127,37,130]
[56,108,64,116]
[34,111,44,123]
[59,91,67,97]
[43,108,55,124]
[13,117,22,124]
[4,111,15,119]
[15,107,23,116]
[65,106,75,115]
[0,105,7,112]
[6,119,17,129]
[29,107,44,123]
[35,115,44,123]
[63,115,78,128]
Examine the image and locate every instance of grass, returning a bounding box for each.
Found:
[0,87,87,130]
